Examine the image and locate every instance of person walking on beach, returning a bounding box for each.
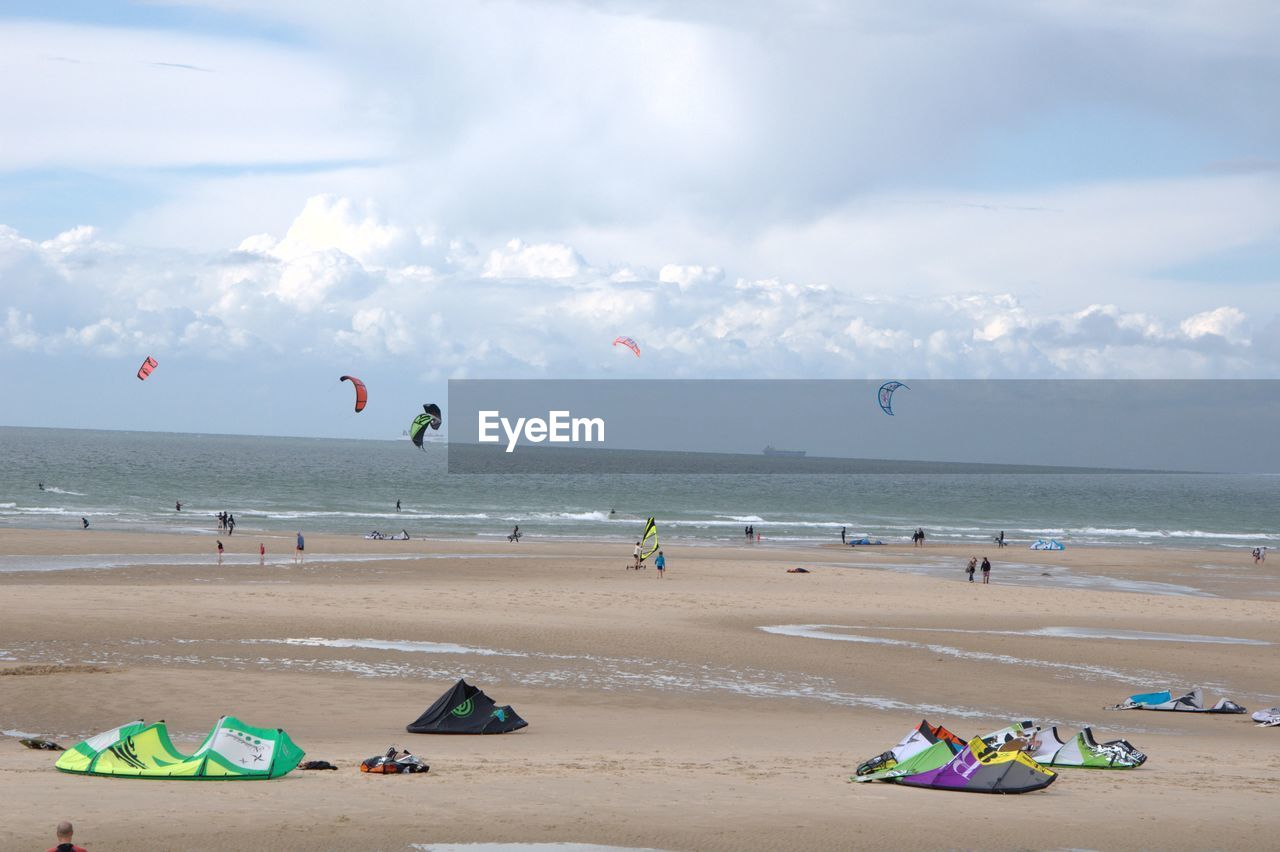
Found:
[509,524,520,542]
[966,557,977,582]
[655,550,666,578]
[997,530,1005,548]
[396,499,401,512]
[841,526,847,545]
[227,514,236,536]
[259,542,266,565]
[216,540,224,565]
[48,821,87,852]
[81,517,89,529]
[632,541,642,569]
[295,531,305,565]
[981,556,991,584]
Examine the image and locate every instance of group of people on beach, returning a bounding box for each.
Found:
[912,527,926,546]
[966,556,993,583]
[1253,547,1268,564]
[744,525,758,542]
[216,512,236,535]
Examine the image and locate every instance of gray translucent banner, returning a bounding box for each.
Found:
[446,380,1280,474]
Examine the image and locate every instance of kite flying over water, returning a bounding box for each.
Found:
[339,375,367,413]
[878,381,908,416]
[613,336,640,357]
[136,356,158,381]
[409,404,443,449]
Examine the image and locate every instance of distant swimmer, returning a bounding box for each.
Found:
[81,517,89,529]
[38,482,44,491]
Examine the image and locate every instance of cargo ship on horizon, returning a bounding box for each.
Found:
[762,445,806,458]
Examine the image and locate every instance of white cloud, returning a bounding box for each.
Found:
[482,239,586,280]
[1,195,1277,383]
[1180,306,1248,341]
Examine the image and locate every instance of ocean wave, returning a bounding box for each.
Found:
[42,487,86,496]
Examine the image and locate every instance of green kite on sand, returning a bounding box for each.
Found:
[56,716,304,779]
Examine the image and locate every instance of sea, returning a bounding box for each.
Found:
[0,426,1276,550]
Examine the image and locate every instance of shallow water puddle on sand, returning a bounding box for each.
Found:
[411,845,666,852]
[260,637,526,657]
[823,557,1213,597]
[808,624,1269,646]
[0,552,563,573]
[3,636,993,719]
[759,624,1174,686]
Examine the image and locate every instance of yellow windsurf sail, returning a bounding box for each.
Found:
[640,517,659,561]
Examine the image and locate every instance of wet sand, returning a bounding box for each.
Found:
[2,528,1278,850]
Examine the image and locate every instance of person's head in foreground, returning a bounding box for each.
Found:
[51,821,86,852]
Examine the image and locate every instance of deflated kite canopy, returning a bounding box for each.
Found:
[892,736,1057,794]
[854,719,966,780]
[56,716,304,779]
[1029,727,1147,768]
[1110,687,1246,714]
[340,375,368,412]
[1252,707,1280,727]
[406,679,528,734]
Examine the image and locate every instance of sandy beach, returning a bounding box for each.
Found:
[2,528,1278,851]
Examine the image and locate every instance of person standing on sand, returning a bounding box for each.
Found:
[841,526,846,544]
[259,542,265,565]
[655,550,666,578]
[217,540,224,565]
[632,541,642,569]
[295,531,305,565]
[966,557,977,582]
[48,821,87,852]
[981,556,991,584]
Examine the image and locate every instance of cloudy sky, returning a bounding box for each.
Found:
[1,1,1277,438]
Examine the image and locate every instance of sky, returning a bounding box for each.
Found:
[1,0,1278,439]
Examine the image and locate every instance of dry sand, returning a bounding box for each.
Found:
[2,528,1278,851]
